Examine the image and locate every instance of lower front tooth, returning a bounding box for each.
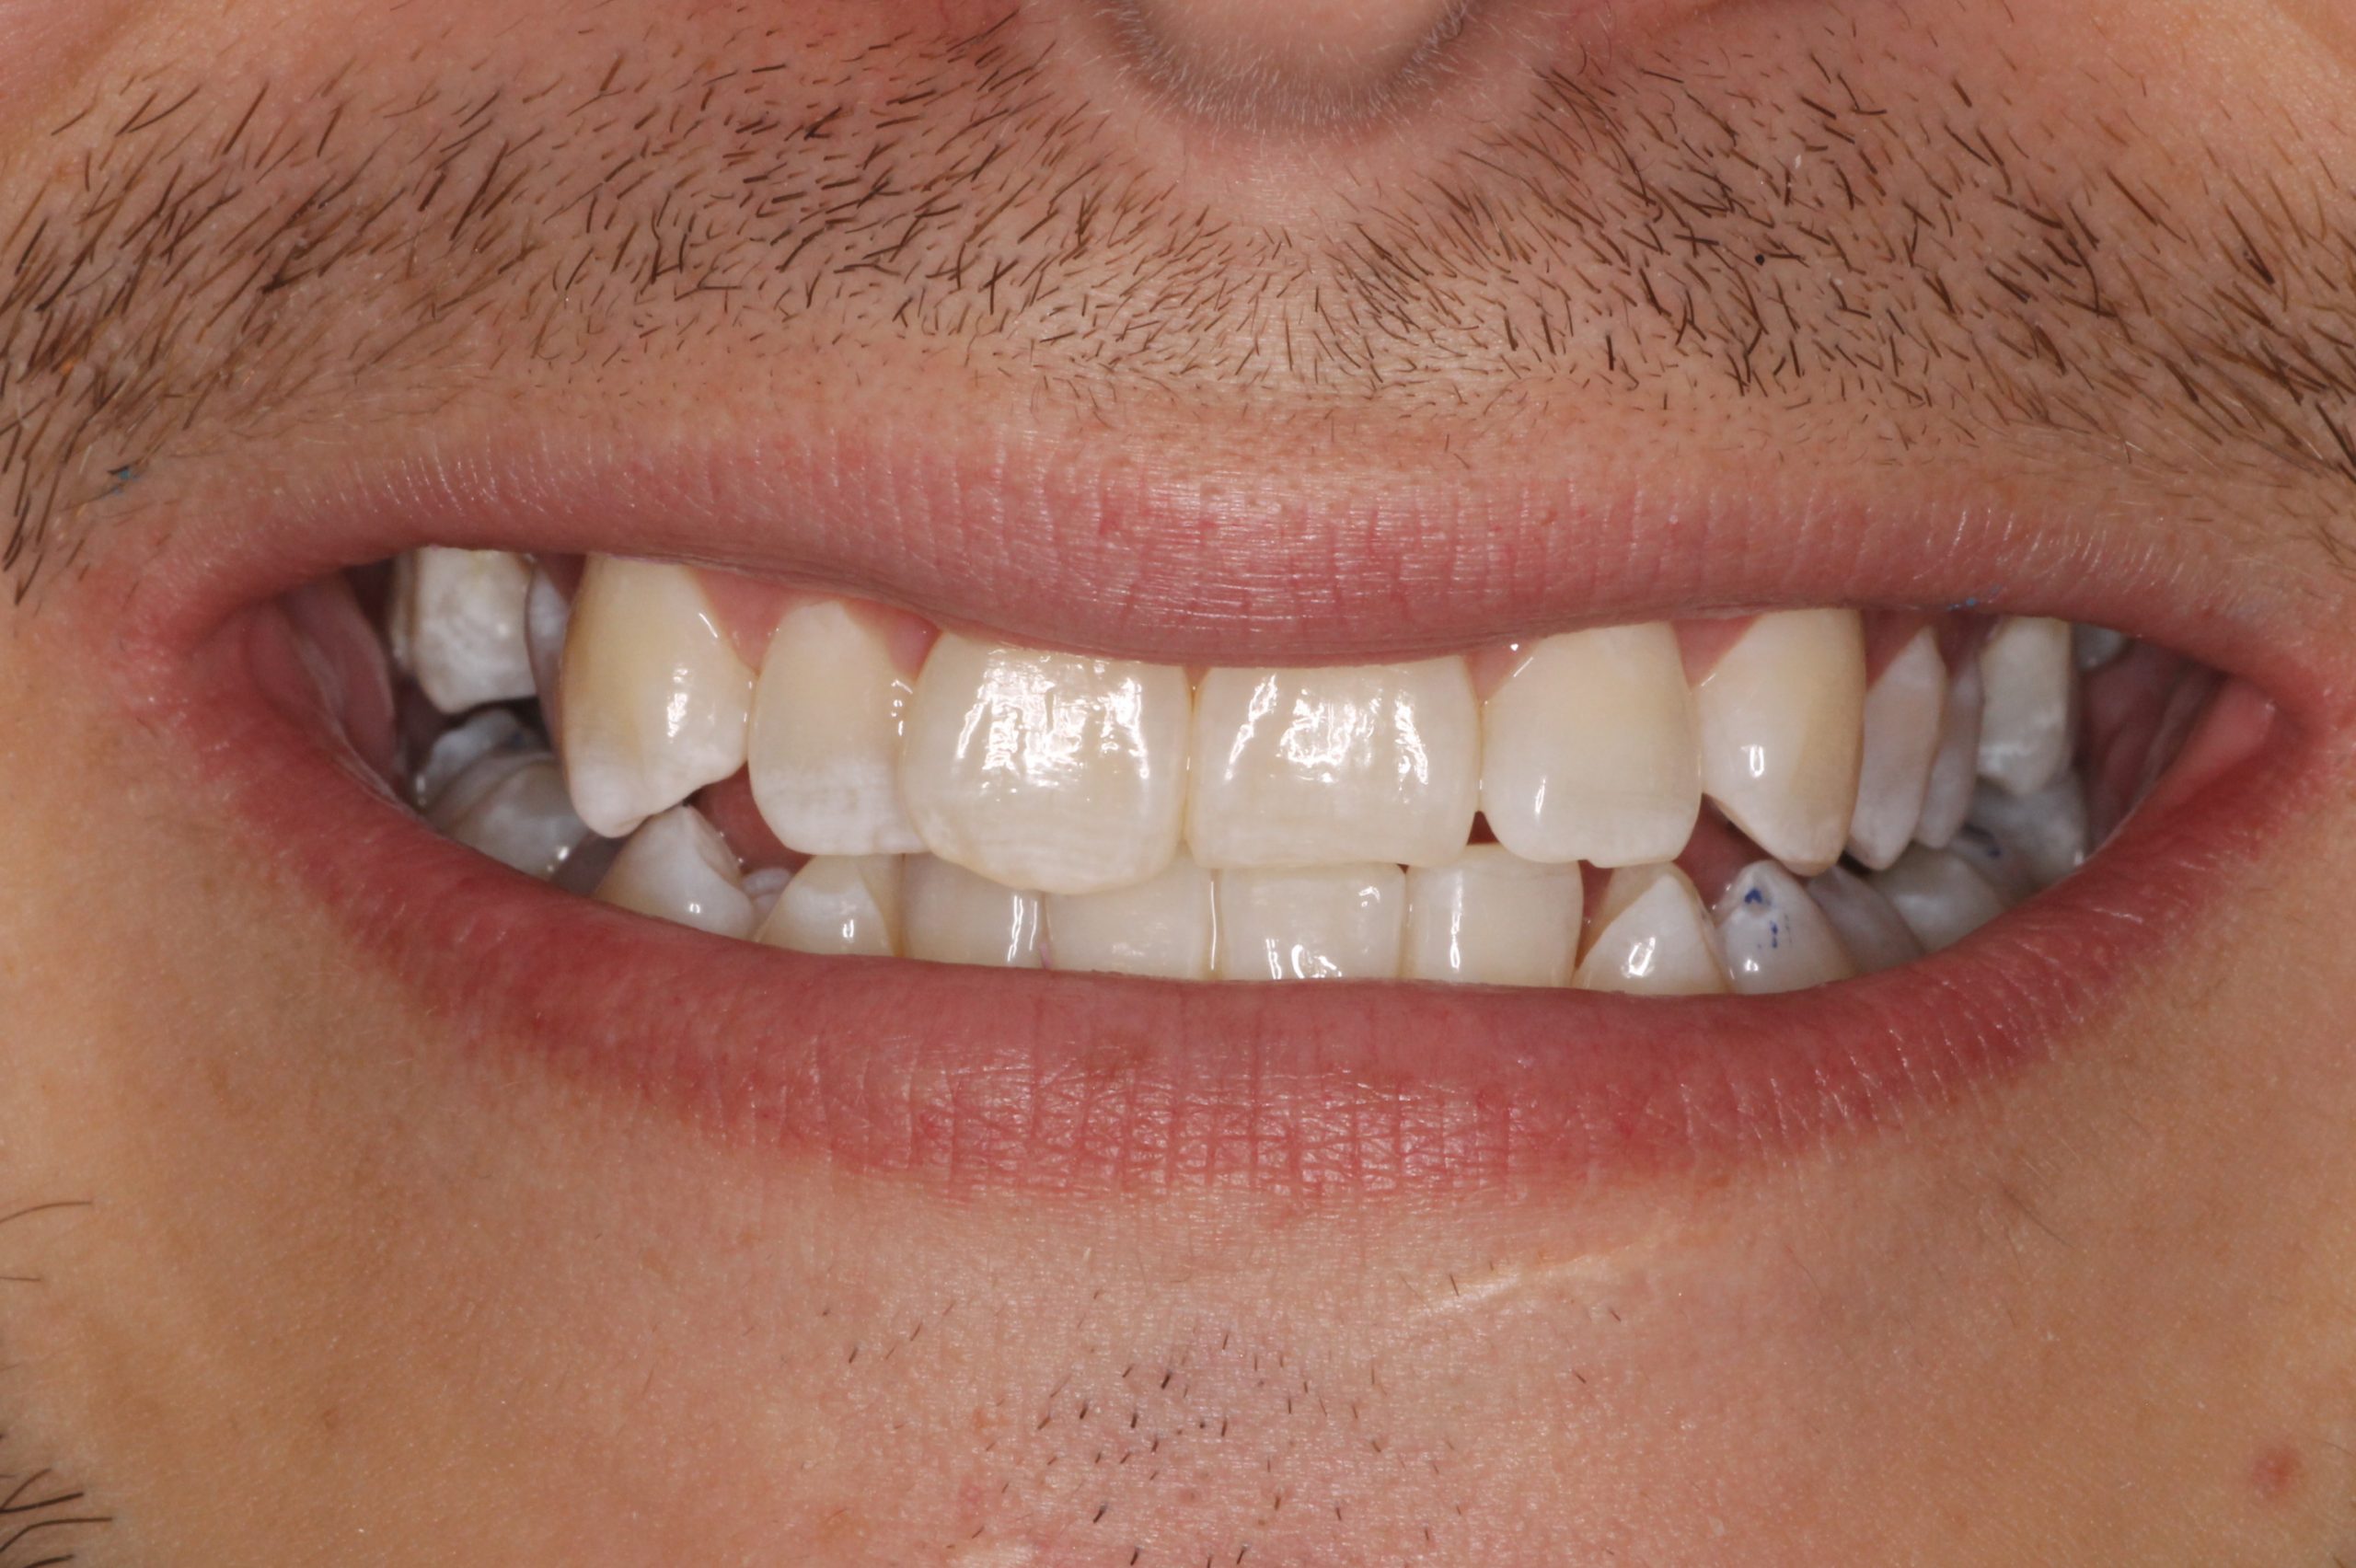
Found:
[593,805,756,939]
[388,548,538,714]
[1871,845,2006,951]
[1693,610,1867,876]
[439,756,592,880]
[1976,616,2076,796]
[1403,847,1582,986]
[1045,855,1217,980]
[1214,864,1406,981]
[1574,864,1729,996]
[902,857,1044,969]
[1966,777,2088,887]
[1712,861,1856,995]
[756,855,904,957]
[1806,866,1924,974]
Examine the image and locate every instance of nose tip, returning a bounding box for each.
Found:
[1112,0,1475,126]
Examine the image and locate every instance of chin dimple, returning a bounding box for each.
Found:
[373,547,2218,993]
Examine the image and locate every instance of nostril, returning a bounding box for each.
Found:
[1108,0,1477,126]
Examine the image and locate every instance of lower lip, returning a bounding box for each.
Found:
[175,602,2300,1199]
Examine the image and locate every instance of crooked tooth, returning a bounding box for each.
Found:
[1403,846,1582,986]
[438,756,594,880]
[594,805,755,939]
[1214,864,1405,981]
[559,559,753,838]
[756,855,904,957]
[1574,864,1728,996]
[902,857,1043,969]
[1045,854,1216,980]
[902,634,1190,895]
[1976,616,2076,796]
[388,548,537,714]
[1913,651,1984,848]
[1692,610,1866,876]
[1872,845,2006,952]
[1807,865,1925,974]
[1712,861,1856,995]
[1480,624,1700,868]
[748,601,926,857]
[1846,628,1946,870]
[1966,777,2087,887]
[1189,661,1478,870]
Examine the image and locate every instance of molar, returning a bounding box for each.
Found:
[1045,854,1217,980]
[1403,846,1583,986]
[387,548,537,714]
[593,805,756,939]
[430,750,594,881]
[1214,864,1407,981]
[1872,845,2007,951]
[1574,864,1729,996]
[1713,861,1857,995]
[1976,616,2077,796]
[1966,777,2087,887]
[748,601,926,857]
[902,857,1044,969]
[1692,610,1867,876]
[1846,628,1946,870]
[756,855,904,957]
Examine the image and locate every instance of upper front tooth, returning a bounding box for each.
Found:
[558,559,753,839]
[1215,863,1406,981]
[1975,616,2076,796]
[1807,865,1925,974]
[1189,661,1478,869]
[1846,628,1946,870]
[1692,610,1867,876]
[902,856,1045,968]
[1480,624,1700,868]
[900,635,1191,895]
[756,855,904,957]
[1872,845,2006,951]
[1712,861,1856,994]
[1045,853,1217,980]
[1574,864,1728,996]
[388,548,538,714]
[749,601,926,857]
[1403,846,1583,986]
[593,805,756,939]
[1912,651,1985,848]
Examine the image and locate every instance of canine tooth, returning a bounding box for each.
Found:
[756,856,904,957]
[559,559,753,838]
[1712,861,1856,994]
[1948,824,2038,905]
[1692,610,1866,876]
[387,548,537,714]
[1214,864,1406,981]
[1966,777,2087,887]
[1403,846,1582,986]
[1976,617,2076,795]
[1846,628,1946,870]
[1481,624,1700,868]
[1045,855,1216,979]
[902,857,1043,969]
[440,757,593,880]
[1872,845,2006,952]
[1807,865,1925,974]
[415,708,528,809]
[1914,653,1985,847]
[747,601,926,857]
[1190,661,1478,869]
[901,634,1190,894]
[594,805,756,939]
[1574,864,1728,996]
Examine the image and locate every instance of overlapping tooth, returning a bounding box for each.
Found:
[1403,846,1582,986]
[1692,610,1866,876]
[756,856,904,957]
[1189,661,1478,869]
[1807,866,1925,974]
[1481,624,1700,868]
[1976,616,2076,796]
[1846,628,1946,870]
[1713,861,1857,994]
[593,805,756,939]
[749,602,926,857]
[1575,864,1728,996]
[559,559,753,839]
[1913,651,1984,848]
[902,857,1043,969]
[1872,845,2006,952]
[1215,864,1405,981]
[388,548,538,714]
[1966,777,2087,887]
[525,564,572,741]
[902,634,1190,894]
[1045,855,1216,979]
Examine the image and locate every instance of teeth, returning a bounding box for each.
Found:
[902,857,1044,969]
[388,548,538,714]
[525,564,572,742]
[1912,651,1985,848]
[1846,628,1946,870]
[748,602,926,857]
[1403,846,1583,986]
[1947,824,2038,905]
[2073,624,2129,672]
[902,634,1191,894]
[1966,777,2087,887]
[414,707,530,809]
[1574,864,1728,996]
[1713,861,1857,994]
[756,855,905,957]
[1975,617,2076,796]
[559,559,754,839]
[1214,864,1406,981]
[593,805,756,939]
[1871,845,2006,952]
[744,867,793,925]
[1806,866,1925,974]
[437,756,594,880]
[1480,624,1701,868]
[1189,661,1479,870]
[1692,610,1866,876]
[1044,854,1217,980]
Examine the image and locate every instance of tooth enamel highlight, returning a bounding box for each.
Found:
[1692,610,1867,876]
[1976,616,2076,796]
[1189,661,1478,870]
[1872,845,2007,952]
[1215,864,1405,981]
[1913,652,1985,848]
[1712,861,1856,995]
[1807,865,1925,974]
[1045,855,1217,979]
[388,548,538,714]
[1480,624,1701,868]
[902,857,1044,969]
[559,559,754,839]
[756,855,904,957]
[1403,846,1582,986]
[1967,777,2087,887]
[593,805,756,939]
[748,601,926,858]
[1846,628,1946,870]
[438,756,594,880]
[901,634,1191,895]
[1574,864,1729,996]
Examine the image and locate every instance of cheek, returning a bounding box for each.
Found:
[0,0,143,125]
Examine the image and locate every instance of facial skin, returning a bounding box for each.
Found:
[1,0,2354,1562]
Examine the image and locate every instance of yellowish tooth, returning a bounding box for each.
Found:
[559,559,753,839]
[1846,628,1946,870]
[1403,846,1583,986]
[1976,616,2077,796]
[902,857,1044,969]
[593,805,756,939]
[1214,864,1406,981]
[1712,861,1855,995]
[1693,610,1866,876]
[756,855,904,957]
[1574,864,1728,996]
[388,548,538,714]
[1045,855,1217,980]
[748,601,925,856]
[901,634,1191,895]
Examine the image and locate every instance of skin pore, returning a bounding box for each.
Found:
[0,0,2353,1562]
